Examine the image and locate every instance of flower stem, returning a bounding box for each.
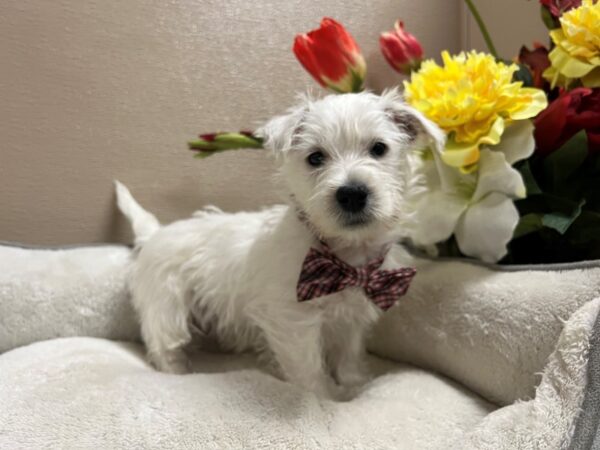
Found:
[463,0,499,59]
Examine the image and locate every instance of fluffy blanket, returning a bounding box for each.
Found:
[0,243,599,448]
[0,244,138,353]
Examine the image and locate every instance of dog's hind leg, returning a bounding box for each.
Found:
[134,287,192,374]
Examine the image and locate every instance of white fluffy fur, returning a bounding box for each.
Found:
[116,90,445,399]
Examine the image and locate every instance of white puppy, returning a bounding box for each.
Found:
[116,89,444,400]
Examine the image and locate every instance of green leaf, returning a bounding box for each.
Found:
[213,133,264,148]
[350,69,365,93]
[592,152,600,173]
[541,198,586,234]
[513,213,544,238]
[540,5,559,30]
[567,210,600,245]
[513,63,534,87]
[188,139,216,150]
[188,132,264,158]
[543,130,588,188]
[518,160,542,195]
[540,193,579,214]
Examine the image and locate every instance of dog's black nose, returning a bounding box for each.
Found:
[336,182,369,213]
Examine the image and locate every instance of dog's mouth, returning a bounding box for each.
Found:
[339,211,374,228]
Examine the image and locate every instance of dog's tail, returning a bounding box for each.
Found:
[114,181,161,246]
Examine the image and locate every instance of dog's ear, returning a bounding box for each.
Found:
[256,104,306,157]
[381,88,446,154]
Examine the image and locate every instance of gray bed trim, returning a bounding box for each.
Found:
[2,240,600,272]
[413,253,600,272]
[569,309,600,450]
[0,240,133,250]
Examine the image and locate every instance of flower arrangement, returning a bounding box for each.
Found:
[189,0,600,264]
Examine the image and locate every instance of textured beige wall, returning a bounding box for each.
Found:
[461,0,549,58]
[0,0,461,244]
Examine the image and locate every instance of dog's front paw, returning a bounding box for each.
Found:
[328,383,359,402]
[311,378,357,402]
[149,349,191,375]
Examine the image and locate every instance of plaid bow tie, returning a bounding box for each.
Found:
[296,242,416,311]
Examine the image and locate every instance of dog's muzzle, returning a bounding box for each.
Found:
[334,182,374,227]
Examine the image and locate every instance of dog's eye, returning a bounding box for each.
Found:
[370,141,388,158]
[307,151,326,167]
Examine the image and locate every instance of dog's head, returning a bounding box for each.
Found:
[257,90,444,243]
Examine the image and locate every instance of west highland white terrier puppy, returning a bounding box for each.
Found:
[116,89,444,400]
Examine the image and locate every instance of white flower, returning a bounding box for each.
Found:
[410,120,535,263]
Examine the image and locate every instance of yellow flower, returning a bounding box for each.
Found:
[544,0,600,88]
[404,51,547,172]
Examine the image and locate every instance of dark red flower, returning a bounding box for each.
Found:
[293,18,366,93]
[534,87,600,155]
[539,0,582,17]
[379,20,423,75]
[518,43,551,89]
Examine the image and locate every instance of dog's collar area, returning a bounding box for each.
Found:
[316,239,392,265]
[291,198,323,239]
[296,241,416,310]
[291,200,394,266]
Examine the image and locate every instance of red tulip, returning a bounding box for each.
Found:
[188,131,263,158]
[534,87,600,156]
[293,18,366,93]
[379,21,423,75]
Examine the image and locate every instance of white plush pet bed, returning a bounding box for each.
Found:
[1,243,599,449]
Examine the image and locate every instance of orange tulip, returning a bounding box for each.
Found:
[293,18,366,93]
